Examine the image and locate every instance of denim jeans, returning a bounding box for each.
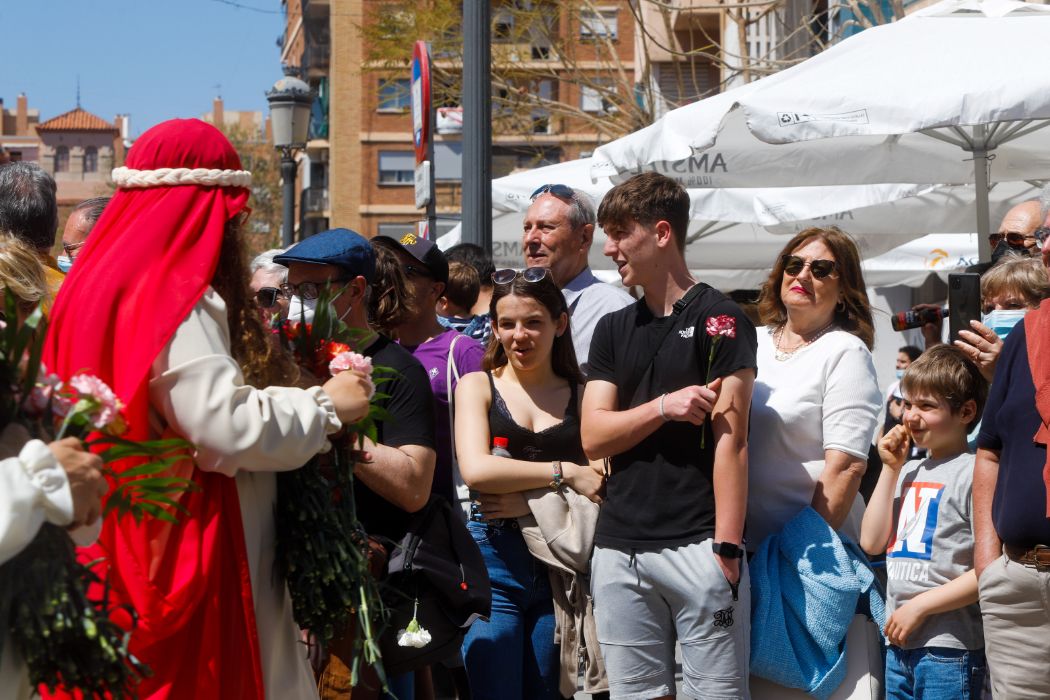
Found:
[461,520,559,700]
[885,646,986,700]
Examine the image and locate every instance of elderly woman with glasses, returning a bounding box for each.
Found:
[454,267,606,700]
[747,227,883,699]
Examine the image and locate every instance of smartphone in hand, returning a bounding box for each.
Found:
[948,273,981,343]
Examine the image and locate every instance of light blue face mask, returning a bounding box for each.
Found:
[982,309,1027,339]
[56,255,73,273]
[895,368,905,380]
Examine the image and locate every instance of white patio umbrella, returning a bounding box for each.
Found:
[590,0,1050,259]
[437,157,1037,288]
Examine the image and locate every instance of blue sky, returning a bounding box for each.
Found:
[0,0,287,137]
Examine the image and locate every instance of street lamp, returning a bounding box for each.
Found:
[267,66,313,248]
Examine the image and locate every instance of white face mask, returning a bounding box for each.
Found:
[981,309,1027,340]
[287,295,318,324]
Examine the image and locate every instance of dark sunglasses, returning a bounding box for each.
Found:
[530,183,576,201]
[781,254,838,279]
[62,241,86,259]
[404,263,434,279]
[254,287,283,308]
[989,231,1038,248]
[491,267,551,285]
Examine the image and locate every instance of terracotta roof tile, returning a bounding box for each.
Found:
[37,108,117,133]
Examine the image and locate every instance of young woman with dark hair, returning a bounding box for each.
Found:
[454,268,604,700]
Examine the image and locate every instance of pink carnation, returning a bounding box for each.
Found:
[27,370,63,415]
[329,351,376,398]
[705,314,737,339]
[68,373,124,429]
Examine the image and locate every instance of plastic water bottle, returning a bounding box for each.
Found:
[471,437,511,522]
[490,436,511,458]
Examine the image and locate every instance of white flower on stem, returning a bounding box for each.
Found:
[396,600,431,648]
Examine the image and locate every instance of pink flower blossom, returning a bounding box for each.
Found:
[27,371,63,415]
[68,373,124,430]
[705,314,737,339]
[329,351,376,399]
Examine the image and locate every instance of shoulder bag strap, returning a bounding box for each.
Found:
[446,335,471,516]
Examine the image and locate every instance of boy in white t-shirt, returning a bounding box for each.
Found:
[860,345,988,699]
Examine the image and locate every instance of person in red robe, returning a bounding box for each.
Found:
[42,118,371,699]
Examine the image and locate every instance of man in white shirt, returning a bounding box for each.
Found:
[523,184,634,373]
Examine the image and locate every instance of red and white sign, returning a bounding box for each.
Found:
[411,41,431,164]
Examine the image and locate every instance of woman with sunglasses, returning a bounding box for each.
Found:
[454,267,606,700]
[747,227,883,699]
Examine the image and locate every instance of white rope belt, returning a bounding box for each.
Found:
[111,166,252,189]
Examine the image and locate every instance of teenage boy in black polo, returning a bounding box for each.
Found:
[581,173,757,700]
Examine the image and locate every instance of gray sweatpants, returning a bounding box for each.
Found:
[591,539,750,700]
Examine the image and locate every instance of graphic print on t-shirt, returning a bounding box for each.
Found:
[887,480,945,582]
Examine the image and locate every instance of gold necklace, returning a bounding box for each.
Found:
[773,322,836,361]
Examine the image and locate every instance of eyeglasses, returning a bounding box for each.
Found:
[62,241,86,259]
[491,267,551,285]
[781,255,838,279]
[254,287,283,308]
[530,183,576,201]
[1035,226,1050,246]
[279,278,352,301]
[988,231,1039,249]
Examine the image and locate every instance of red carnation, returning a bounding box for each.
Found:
[705,314,736,339]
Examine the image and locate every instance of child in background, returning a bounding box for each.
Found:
[860,345,988,699]
[437,261,491,343]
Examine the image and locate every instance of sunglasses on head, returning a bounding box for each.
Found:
[254,287,283,308]
[989,231,1038,248]
[781,254,838,279]
[491,267,551,285]
[530,183,575,201]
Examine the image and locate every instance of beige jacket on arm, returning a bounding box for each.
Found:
[519,487,607,696]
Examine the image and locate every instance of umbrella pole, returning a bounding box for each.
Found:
[971,125,992,263]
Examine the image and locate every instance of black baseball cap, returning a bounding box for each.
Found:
[375,232,449,284]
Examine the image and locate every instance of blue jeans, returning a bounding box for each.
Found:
[462,520,559,700]
[885,646,986,699]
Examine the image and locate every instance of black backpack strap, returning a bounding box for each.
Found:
[626,283,708,407]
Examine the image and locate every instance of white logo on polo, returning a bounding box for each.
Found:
[679,328,695,339]
[429,367,439,379]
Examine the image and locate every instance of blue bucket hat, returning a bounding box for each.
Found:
[274,228,375,283]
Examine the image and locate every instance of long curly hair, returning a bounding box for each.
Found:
[368,240,417,337]
[757,226,875,350]
[211,220,298,388]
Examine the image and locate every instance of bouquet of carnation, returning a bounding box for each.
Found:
[273,288,396,688]
[0,293,195,698]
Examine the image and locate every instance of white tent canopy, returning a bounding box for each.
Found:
[590,0,1050,255]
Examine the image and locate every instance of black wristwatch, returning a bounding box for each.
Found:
[711,541,744,559]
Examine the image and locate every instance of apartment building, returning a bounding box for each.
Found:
[277,0,834,240]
